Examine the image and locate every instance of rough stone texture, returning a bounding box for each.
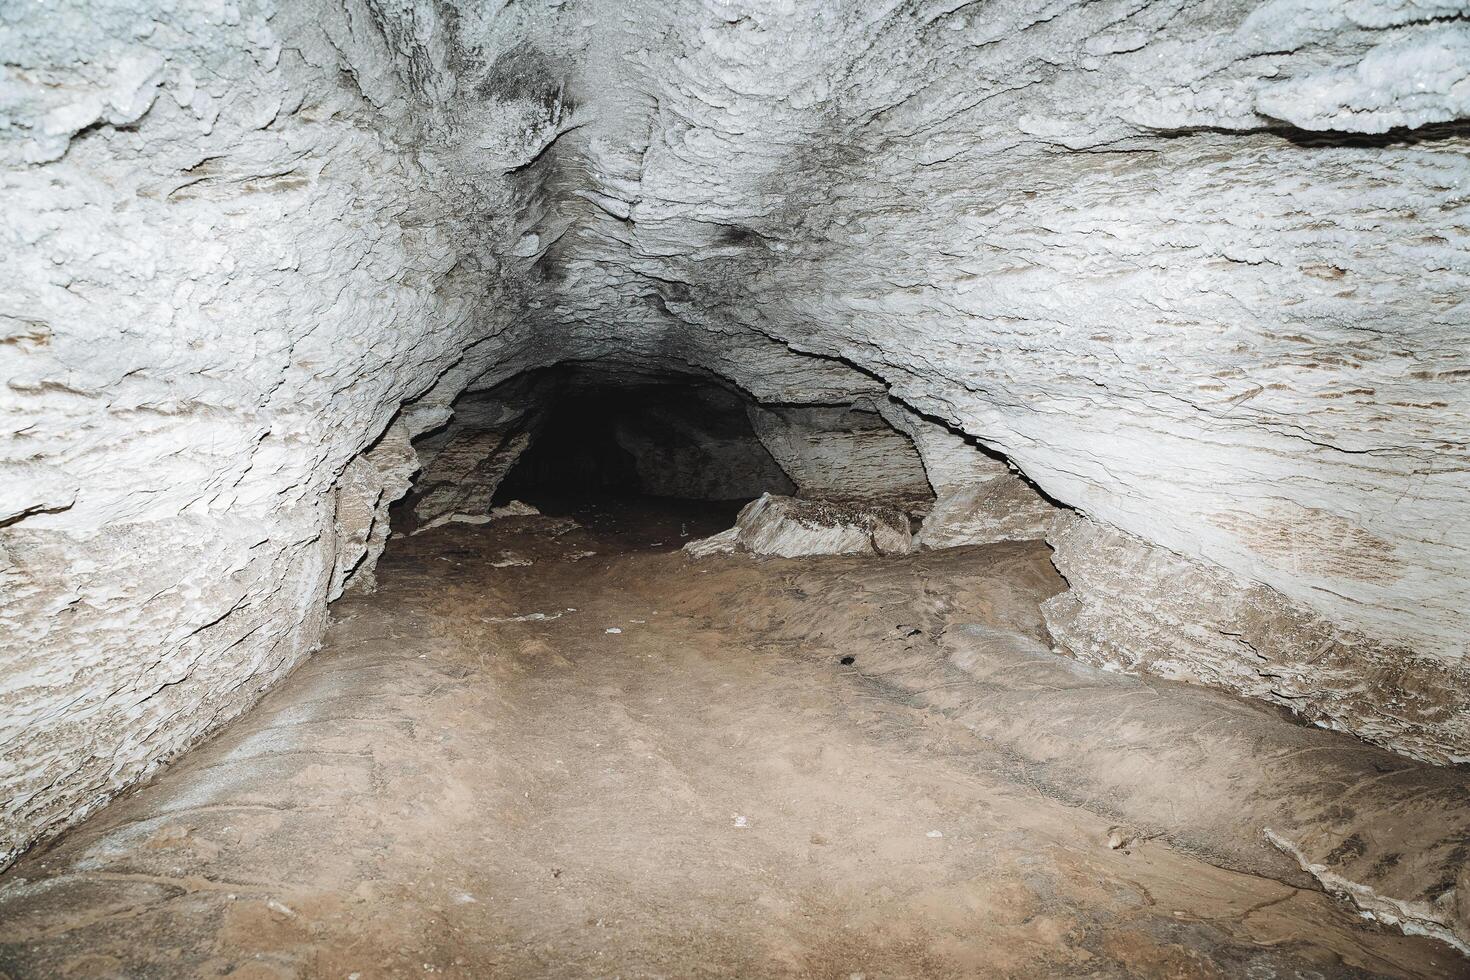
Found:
[876,397,1057,542]
[328,420,418,598]
[1043,513,1470,765]
[405,387,540,533]
[874,399,1010,497]
[0,0,549,865]
[732,493,913,558]
[917,474,1062,549]
[747,404,932,504]
[412,429,530,531]
[891,623,1470,956]
[4,0,1470,868]
[1,510,1460,975]
[508,0,1470,762]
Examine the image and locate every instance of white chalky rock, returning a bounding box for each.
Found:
[734,494,913,559]
[682,527,740,559]
[917,476,1061,550]
[3,0,1469,873]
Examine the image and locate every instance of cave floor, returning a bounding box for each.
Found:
[0,499,1459,979]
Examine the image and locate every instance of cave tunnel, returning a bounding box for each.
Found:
[2,2,1469,977]
[489,366,798,507]
[393,359,942,542]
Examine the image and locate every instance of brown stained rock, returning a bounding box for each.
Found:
[6,0,1469,881]
[1,506,1463,976]
[329,420,419,599]
[408,430,532,533]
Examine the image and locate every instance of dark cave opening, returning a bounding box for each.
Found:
[494,378,796,506]
[390,364,818,536]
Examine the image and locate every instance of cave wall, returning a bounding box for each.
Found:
[2,0,1467,868]
[404,374,801,518]
[746,403,933,504]
[0,0,565,866]
[403,386,542,533]
[509,0,1470,761]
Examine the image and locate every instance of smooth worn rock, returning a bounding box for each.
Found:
[931,625,1470,956]
[671,531,1470,962]
[1,506,1459,976]
[681,526,740,558]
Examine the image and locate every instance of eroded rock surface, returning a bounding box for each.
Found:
[917,474,1060,549]
[612,387,795,501]
[921,626,1470,955]
[747,404,932,504]
[1,506,1460,976]
[329,421,418,598]
[0,0,549,864]
[514,0,1470,760]
[405,389,540,533]
[3,0,1468,869]
[670,526,1470,961]
[1043,514,1470,765]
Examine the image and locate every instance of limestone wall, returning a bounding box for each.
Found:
[3,0,1466,867]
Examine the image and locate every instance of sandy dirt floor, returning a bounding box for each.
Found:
[0,498,1463,979]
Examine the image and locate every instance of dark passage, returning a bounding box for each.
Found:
[388,365,799,536]
[497,387,642,497]
[495,375,795,505]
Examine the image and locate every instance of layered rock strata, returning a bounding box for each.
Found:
[683,493,918,558]
[4,0,1468,871]
[746,404,932,504]
[723,493,914,558]
[1043,514,1470,765]
[0,0,551,866]
[521,0,1470,761]
[917,474,1061,549]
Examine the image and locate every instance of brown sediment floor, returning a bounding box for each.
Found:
[0,499,1462,979]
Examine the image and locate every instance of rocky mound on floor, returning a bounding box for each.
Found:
[685,493,913,558]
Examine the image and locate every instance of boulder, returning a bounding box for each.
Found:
[735,494,913,558]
